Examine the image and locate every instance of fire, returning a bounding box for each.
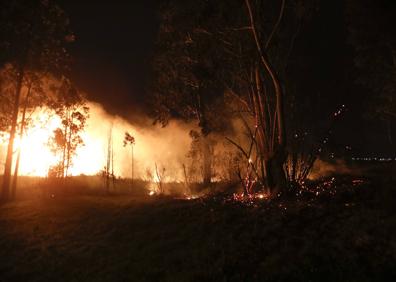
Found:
[0,106,108,177]
[232,192,269,202]
[12,110,60,176]
[0,102,195,181]
[0,108,104,177]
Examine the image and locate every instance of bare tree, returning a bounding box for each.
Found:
[123,131,135,186]
[154,163,166,194]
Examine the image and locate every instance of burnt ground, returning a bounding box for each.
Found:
[0,176,395,282]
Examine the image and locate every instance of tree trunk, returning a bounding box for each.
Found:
[11,83,31,199]
[2,67,24,201]
[111,136,115,189]
[62,117,67,178]
[65,113,73,178]
[131,145,134,184]
[106,127,112,193]
[266,150,287,195]
[202,135,212,185]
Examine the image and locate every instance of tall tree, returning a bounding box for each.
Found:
[123,131,136,185]
[151,0,233,185]
[48,78,89,178]
[10,70,52,198]
[151,0,311,194]
[0,0,74,201]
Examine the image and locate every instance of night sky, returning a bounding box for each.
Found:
[58,0,157,123]
[57,0,395,156]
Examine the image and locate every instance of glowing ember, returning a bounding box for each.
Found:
[232,192,269,202]
[149,191,155,196]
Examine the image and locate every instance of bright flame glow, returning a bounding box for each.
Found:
[14,110,60,176]
[0,102,195,180]
[5,109,102,177]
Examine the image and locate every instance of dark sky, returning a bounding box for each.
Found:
[58,0,157,123]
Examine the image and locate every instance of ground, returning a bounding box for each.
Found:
[0,177,396,281]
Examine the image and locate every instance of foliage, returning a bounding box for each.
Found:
[151,0,233,135]
[48,78,89,178]
[123,131,135,147]
[0,0,74,73]
[0,0,74,200]
[0,64,16,131]
[151,0,319,193]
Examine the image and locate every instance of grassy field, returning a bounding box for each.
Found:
[0,176,396,281]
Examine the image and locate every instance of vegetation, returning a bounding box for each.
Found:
[151,0,324,195]
[123,131,136,184]
[48,78,89,178]
[0,0,395,280]
[0,174,395,281]
[0,0,74,201]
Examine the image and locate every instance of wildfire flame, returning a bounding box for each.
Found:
[0,109,104,177]
[0,102,194,181]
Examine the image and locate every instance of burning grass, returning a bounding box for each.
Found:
[0,175,396,281]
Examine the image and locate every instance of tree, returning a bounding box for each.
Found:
[0,0,74,201]
[0,65,15,133]
[11,70,51,198]
[48,78,89,178]
[123,131,135,185]
[151,0,311,195]
[154,163,166,194]
[151,0,234,185]
[104,126,115,193]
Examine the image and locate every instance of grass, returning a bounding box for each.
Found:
[0,176,396,281]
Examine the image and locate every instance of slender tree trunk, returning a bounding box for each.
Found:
[106,127,112,193]
[202,135,212,185]
[65,114,73,178]
[62,114,67,178]
[182,163,190,195]
[131,145,134,184]
[11,83,32,199]
[2,67,24,201]
[111,135,115,189]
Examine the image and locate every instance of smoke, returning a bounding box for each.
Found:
[72,102,197,180]
[0,101,197,180]
[308,158,361,180]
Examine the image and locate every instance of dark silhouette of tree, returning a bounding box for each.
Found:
[11,70,52,198]
[151,0,312,194]
[154,163,166,194]
[151,0,234,186]
[104,126,115,193]
[0,0,74,201]
[48,78,89,178]
[123,131,135,185]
